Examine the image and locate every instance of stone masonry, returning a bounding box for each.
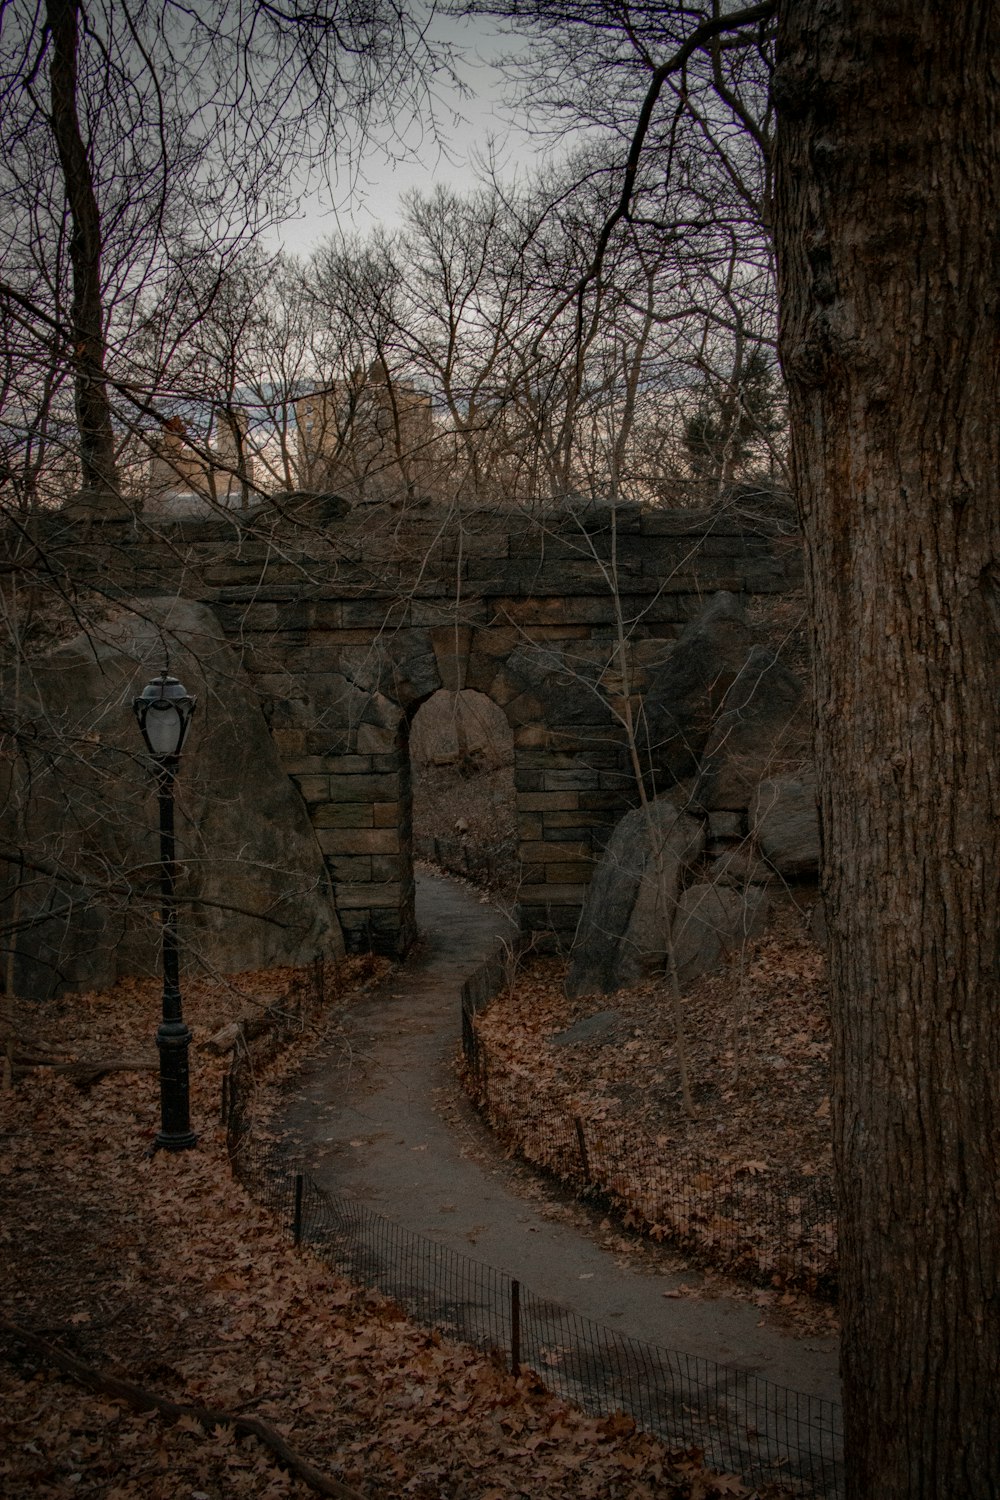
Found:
[14,494,802,955]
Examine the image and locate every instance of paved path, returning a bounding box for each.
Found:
[280,872,842,1488]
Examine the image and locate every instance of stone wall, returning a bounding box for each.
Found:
[10,495,802,954]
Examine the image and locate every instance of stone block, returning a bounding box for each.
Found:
[579,790,627,811]
[334,882,404,909]
[318,827,399,854]
[308,628,375,646]
[326,772,402,802]
[293,775,329,803]
[282,756,333,776]
[504,691,547,727]
[404,600,476,629]
[517,882,588,905]
[391,650,442,706]
[516,750,589,770]
[304,730,353,756]
[518,791,580,812]
[544,859,592,882]
[544,809,615,830]
[543,825,595,843]
[326,853,372,882]
[311,602,344,627]
[373,801,403,827]
[519,840,590,862]
[272,729,307,757]
[371,853,405,881]
[542,768,602,791]
[275,601,314,630]
[311,803,373,829]
[356,722,400,753]
[429,625,473,693]
[512,724,553,749]
[341,598,411,628]
[517,813,544,840]
[323,754,374,775]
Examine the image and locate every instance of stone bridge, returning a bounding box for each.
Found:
[42,495,802,955]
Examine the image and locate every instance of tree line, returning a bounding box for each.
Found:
[0,1,784,516]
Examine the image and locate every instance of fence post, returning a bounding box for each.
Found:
[510,1278,521,1375]
[293,1173,304,1247]
[574,1116,591,1183]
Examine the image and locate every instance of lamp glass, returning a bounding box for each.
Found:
[145,701,184,756]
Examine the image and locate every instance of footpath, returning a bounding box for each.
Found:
[278,871,842,1485]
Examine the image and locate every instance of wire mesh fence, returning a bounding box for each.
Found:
[226,1105,843,1498]
[461,991,838,1299]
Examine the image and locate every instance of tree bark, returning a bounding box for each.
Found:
[775,4,1000,1496]
[46,0,121,509]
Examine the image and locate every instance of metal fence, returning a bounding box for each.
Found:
[226,1106,843,1498]
[460,980,838,1299]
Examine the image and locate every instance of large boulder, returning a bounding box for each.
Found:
[671,882,770,987]
[638,593,758,788]
[695,645,809,811]
[566,797,704,996]
[752,771,821,877]
[1,598,344,1000]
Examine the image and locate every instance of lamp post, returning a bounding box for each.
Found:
[132,671,197,1152]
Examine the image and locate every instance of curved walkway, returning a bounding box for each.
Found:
[279,872,841,1471]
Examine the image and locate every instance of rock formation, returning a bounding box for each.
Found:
[1,598,344,1000]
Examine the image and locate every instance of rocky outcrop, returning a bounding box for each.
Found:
[672,882,771,987]
[566,590,818,998]
[695,646,809,812]
[639,593,759,786]
[1,598,344,1000]
[753,772,821,877]
[565,797,704,996]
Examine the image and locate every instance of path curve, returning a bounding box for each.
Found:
[282,872,840,1395]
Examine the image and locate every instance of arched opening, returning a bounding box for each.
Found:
[409,690,518,903]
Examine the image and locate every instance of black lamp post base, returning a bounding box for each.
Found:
[156,1016,195,1149]
[152,1127,198,1154]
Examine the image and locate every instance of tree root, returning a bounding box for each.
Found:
[0,1316,367,1500]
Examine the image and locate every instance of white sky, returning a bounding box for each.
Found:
[273,12,558,256]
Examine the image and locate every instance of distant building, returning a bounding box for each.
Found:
[295,361,434,504]
[146,413,255,517]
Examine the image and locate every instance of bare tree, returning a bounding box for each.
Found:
[0,0,449,513]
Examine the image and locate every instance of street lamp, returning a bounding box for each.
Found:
[132,671,197,1152]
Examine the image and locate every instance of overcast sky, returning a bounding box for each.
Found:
[273,11,558,256]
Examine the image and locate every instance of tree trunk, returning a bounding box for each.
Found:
[774,4,1000,1496]
[46,0,121,509]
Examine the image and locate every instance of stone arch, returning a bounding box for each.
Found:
[305,619,634,955]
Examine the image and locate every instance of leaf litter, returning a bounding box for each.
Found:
[466,901,838,1304]
[0,959,794,1498]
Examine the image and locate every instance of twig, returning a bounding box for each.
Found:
[0,1317,367,1500]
